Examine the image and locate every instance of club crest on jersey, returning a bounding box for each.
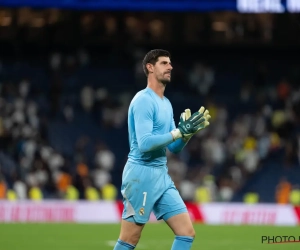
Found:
[139,207,145,216]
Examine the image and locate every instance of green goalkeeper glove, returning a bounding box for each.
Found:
[179,106,211,142]
[170,108,206,141]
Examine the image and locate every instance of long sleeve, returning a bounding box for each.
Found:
[133,97,174,153]
[167,117,188,154]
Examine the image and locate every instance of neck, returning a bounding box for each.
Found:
[147,78,165,98]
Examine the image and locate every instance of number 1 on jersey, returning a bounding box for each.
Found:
[142,192,147,206]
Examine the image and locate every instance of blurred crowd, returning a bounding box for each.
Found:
[1,8,299,47]
[0,46,300,204]
[169,80,300,203]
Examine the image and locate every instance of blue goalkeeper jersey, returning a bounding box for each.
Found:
[127,87,187,167]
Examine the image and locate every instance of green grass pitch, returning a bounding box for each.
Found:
[0,223,299,250]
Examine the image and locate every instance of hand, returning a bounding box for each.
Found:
[177,106,211,142]
[171,107,209,141]
[185,106,211,133]
[178,110,205,137]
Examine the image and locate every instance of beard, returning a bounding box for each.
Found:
[161,78,170,86]
[159,73,171,86]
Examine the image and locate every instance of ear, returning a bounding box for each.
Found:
[146,63,154,74]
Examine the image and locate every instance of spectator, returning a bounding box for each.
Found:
[276,177,292,204]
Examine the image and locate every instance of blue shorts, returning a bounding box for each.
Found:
[121,161,187,224]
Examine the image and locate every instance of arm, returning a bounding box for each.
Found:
[134,97,174,153]
[167,118,189,154]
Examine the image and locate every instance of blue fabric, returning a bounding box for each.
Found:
[171,236,194,250]
[121,162,186,224]
[161,207,188,221]
[113,239,135,250]
[127,87,187,167]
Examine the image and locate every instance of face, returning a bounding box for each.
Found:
[147,56,173,85]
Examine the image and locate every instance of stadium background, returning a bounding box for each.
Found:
[0,0,300,249]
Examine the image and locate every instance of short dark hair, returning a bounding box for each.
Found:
[142,49,171,77]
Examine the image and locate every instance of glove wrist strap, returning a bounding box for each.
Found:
[170,128,182,141]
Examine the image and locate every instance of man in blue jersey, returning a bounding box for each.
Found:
[113,49,211,250]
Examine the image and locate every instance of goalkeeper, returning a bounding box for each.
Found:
[113,49,211,250]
